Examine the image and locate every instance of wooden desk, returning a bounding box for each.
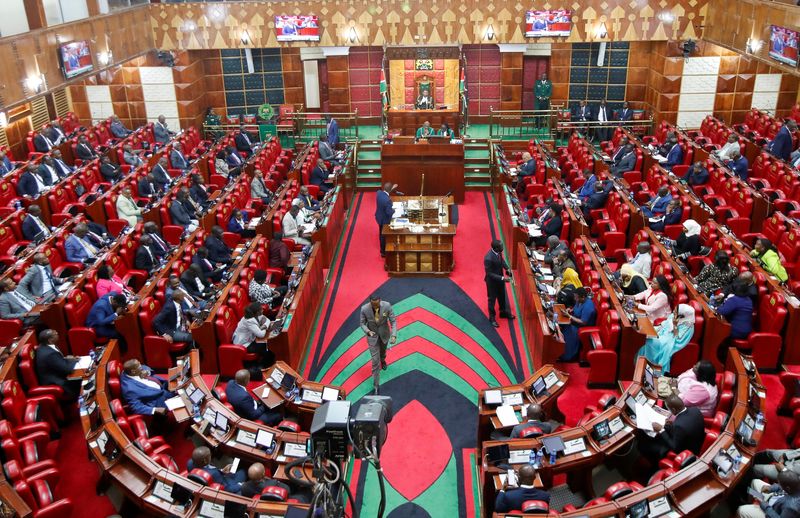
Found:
[494,184,531,268]
[310,185,346,269]
[259,362,347,429]
[387,109,460,138]
[380,142,465,203]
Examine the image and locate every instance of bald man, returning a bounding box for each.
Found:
[638,394,705,459]
[225,369,282,426]
[510,404,553,438]
[240,462,290,498]
[187,446,246,493]
[495,464,550,512]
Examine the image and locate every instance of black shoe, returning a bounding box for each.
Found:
[381,361,387,371]
[373,387,379,395]
[490,319,500,328]
[500,312,516,320]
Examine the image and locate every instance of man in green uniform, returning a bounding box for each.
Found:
[534,73,552,129]
[415,121,435,139]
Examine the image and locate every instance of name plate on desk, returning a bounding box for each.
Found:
[501,392,523,406]
[302,389,322,404]
[284,443,307,458]
[198,500,225,518]
[509,449,532,464]
[236,430,257,448]
[151,480,174,503]
[544,371,560,389]
[563,437,587,455]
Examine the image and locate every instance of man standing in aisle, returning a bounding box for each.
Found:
[534,73,552,129]
[485,239,515,328]
[375,182,397,257]
[359,294,397,395]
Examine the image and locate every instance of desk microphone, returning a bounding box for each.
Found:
[394,190,405,196]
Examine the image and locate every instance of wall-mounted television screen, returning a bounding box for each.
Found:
[769,25,799,67]
[525,10,573,37]
[59,40,93,79]
[275,15,320,42]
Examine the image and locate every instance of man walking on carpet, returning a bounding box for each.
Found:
[359,294,397,395]
[485,239,515,328]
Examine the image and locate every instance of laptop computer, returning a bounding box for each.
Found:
[486,444,510,465]
[541,436,566,456]
[281,373,297,391]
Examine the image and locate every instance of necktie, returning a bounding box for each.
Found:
[151,233,167,251]
[204,259,212,269]
[35,217,49,236]
[146,247,155,265]
[81,237,98,256]
[175,303,184,331]
[33,173,46,190]
[44,267,57,292]
[374,308,380,322]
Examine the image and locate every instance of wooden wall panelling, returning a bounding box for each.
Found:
[172,50,208,129]
[149,1,707,49]
[500,52,523,111]
[281,48,305,107]
[326,55,350,118]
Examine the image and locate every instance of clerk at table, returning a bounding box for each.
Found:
[225,369,282,426]
[416,121,435,138]
[120,359,175,416]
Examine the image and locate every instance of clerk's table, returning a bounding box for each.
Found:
[382,196,456,276]
[380,139,465,203]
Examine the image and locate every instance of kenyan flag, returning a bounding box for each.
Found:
[380,68,389,109]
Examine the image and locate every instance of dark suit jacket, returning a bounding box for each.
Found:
[664,144,684,169]
[189,184,209,206]
[33,134,52,153]
[205,235,232,264]
[495,486,551,513]
[35,345,77,391]
[226,151,245,168]
[16,171,42,197]
[484,250,510,284]
[22,215,49,241]
[618,108,633,121]
[100,163,121,182]
[180,271,209,299]
[310,166,331,192]
[169,200,194,227]
[572,104,593,121]
[225,381,269,421]
[658,407,705,455]
[375,190,393,226]
[192,255,218,280]
[510,420,553,438]
[584,190,610,211]
[138,177,158,197]
[227,215,249,234]
[37,164,62,185]
[146,231,170,257]
[134,245,158,272]
[685,168,710,185]
[85,295,117,330]
[541,215,563,239]
[651,207,683,232]
[151,165,172,190]
[234,132,254,154]
[152,300,183,337]
[730,156,749,180]
[771,126,793,161]
[75,143,96,161]
[610,152,637,175]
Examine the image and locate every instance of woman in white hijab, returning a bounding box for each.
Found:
[671,219,702,260]
[636,303,696,373]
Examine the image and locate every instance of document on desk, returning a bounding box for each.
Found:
[509,449,531,464]
[532,251,545,261]
[302,223,316,234]
[236,430,257,448]
[496,405,520,427]
[501,392,523,406]
[164,396,185,411]
[74,356,93,370]
[284,443,307,458]
[635,402,667,434]
[527,224,543,237]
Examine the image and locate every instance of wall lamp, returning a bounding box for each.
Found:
[0,112,8,128]
[746,38,763,54]
[97,50,112,66]
[25,75,45,94]
[348,26,358,43]
[241,30,251,45]
[657,12,675,23]
[485,24,495,41]
[596,22,608,39]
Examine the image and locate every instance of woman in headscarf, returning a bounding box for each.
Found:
[694,250,738,294]
[619,263,648,295]
[555,267,582,307]
[631,275,672,325]
[636,303,696,373]
[672,219,702,260]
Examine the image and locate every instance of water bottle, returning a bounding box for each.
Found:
[536,448,544,468]
[732,451,742,473]
[528,449,536,466]
[549,450,557,465]
[89,349,97,363]
[192,404,201,423]
[755,412,765,430]
[78,396,85,411]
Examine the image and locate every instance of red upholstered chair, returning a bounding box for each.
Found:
[702,430,720,452]
[0,380,62,437]
[7,460,73,518]
[703,411,728,432]
[138,297,187,371]
[746,293,788,371]
[648,468,676,485]
[187,469,224,490]
[261,485,289,502]
[521,500,550,514]
[63,289,103,356]
[779,365,800,415]
[277,420,301,433]
[152,453,179,471]
[215,306,257,379]
[107,360,123,399]
[659,450,697,471]
[580,310,622,387]
[604,481,643,500]
[17,344,65,401]
[520,426,544,438]
[0,421,57,478]
[0,319,23,348]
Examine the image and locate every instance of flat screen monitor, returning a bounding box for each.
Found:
[275,15,320,42]
[224,500,248,517]
[532,376,547,396]
[628,499,648,518]
[525,10,573,38]
[625,395,638,414]
[188,386,204,405]
[170,483,192,506]
[281,372,297,391]
[486,444,510,464]
[770,25,799,67]
[593,419,611,441]
[214,411,228,431]
[59,40,93,79]
[644,365,655,391]
[255,429,274,448]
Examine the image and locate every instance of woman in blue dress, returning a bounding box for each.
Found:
[636,303,695,373]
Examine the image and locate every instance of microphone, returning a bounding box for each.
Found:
[394,190,405,196]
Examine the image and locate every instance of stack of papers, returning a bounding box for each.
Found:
[527,224,543,237]
[496,405,520,427]
[74,356,93,370]
[634,402,667,435]
[164,396,185,411]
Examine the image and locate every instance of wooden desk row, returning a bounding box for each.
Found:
[484,352,766,517]
[79,343,324,517]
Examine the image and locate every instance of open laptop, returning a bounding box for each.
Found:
[486,444,510,465]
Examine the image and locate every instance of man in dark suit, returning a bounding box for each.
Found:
[235,126,256,155]
[189,174,210,208]
[74,136,97,161]
[609,144,637,177]
[37,156,64,185]
[169,142,190,171]
[641,186,673,218]
[120,359,174,415]
[684,161,710,186]
[169,190,198,231]
[572,100,592,122]
[650,199,683,232]
[225,369,282,425]
[187,447,247,494]
[150,157,173,191]
[192,246,225,283]
[22,205,51,241]
[375,182,396,257]
[143,222,171,258]
[594,99,611,141]
[48,122,67,145]
[240,463,291,498]
[638,394,705,459]
[154,115,175,145]
[582,181,610,221]
[33,131,54,153]
[34,330,79,398]
[50,150,74,177]
[318,135,339,165]
[85,293,126,341]
[484,240,514,328]
[294,185,319,211]
[180,264,213,300]
[138,173,159,199]
[511,404,553,438]
[531,203,564,247]
[617,101,634,122]
[110,115,133,139]
[134,235,159,273]
[494,465,550,513]
[0,151,16,175]
[152,291,195,344]
[661,135,684,171]
[225,146,245,169]
[309,158,334,193]
[770,119,797,161]
[16,168,47,197]
[205,226,233,265]
[727,150,750,181]
[99,156,123,184]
